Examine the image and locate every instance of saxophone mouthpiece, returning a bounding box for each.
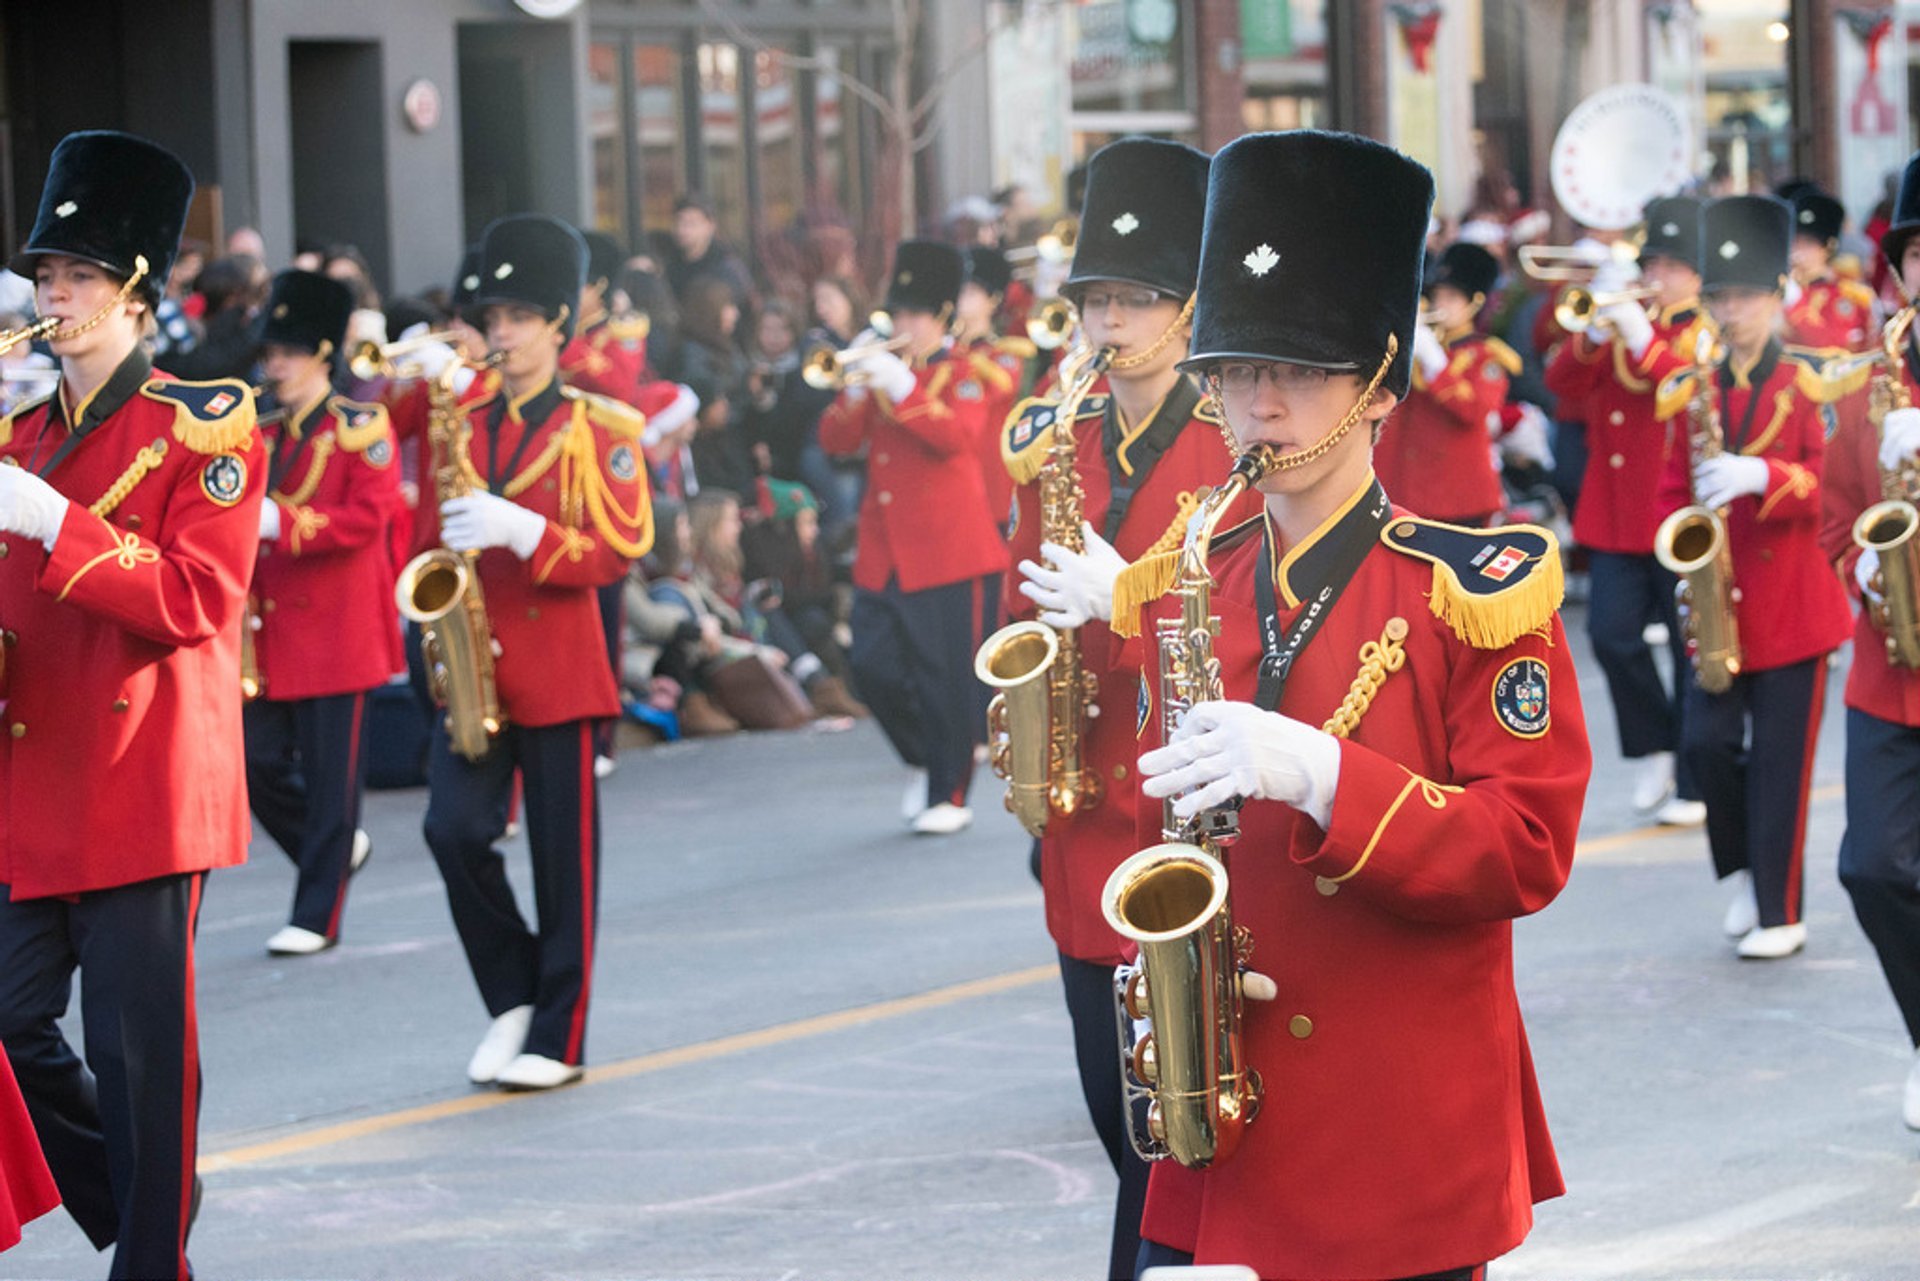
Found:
[1231,443,1279,485]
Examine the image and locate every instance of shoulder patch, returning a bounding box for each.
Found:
[140,378,256,454]
[1002,396,1060,484]
[1491,656,1551,738]
[606,439,639,483]
[199,452,249,507]
[329,397,392,453]
[564,385,646,439]
[1381,516,1564,649]
[956,376,985,401]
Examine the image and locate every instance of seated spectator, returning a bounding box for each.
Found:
[740,299,836,484]
[743,480,862,717]
[679,277,755,494]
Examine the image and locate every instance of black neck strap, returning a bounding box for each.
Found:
[1252,480,1393,712]
[1717,338,1781,453]
[1102,374,1201,543]
[485,379,562,495]
[30,346,153,478]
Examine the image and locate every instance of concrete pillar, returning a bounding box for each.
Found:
[1192,0,1247,150]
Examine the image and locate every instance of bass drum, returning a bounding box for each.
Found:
[1549,84,1695,231]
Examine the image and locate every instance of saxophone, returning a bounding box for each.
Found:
[975,344,1115,837]
[394,355,507,759]
[1852,305,1920,668]
[1100,443,1277,1170]
[1654,331,1743,693]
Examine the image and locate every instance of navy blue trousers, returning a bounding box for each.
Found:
[0,873,204,1279]
[1059,953,1151,1281]
[244,691,370,938]
[1587,550,1698,798]
[424,720,601,1065]
[1136,1241,1485,1280]
[1683,655,1828,927]
[1839,708,1920,1045]
[849,575,993,807]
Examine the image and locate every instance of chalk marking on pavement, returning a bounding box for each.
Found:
[198,963,1056,1174]
[1574,783,1843,864]
[1503,1180,1861,1279]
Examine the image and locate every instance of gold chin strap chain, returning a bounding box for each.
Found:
[1215,334,1400,468]
[1108,294,1196,372]
[43,255,151,341]
[1322,617,1409,739]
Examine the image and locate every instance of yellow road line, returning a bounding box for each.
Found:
[199,963,1057,1174]
[1574,782,1844,861]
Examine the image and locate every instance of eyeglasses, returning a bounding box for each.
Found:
[1208,362,1335,397]
[1078,288,1163,314]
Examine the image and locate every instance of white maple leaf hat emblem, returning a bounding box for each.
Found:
[1112,212,1139,236]
[1244,243,1279,277]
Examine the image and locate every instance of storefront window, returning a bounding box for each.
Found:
[1068,0,1194,135]
[808,44,862,234]
[697,40,749,248]
[587,41,625,236]
[1699,0,1792,191]
[634,42,685,238]
[755,46,804,249]
[1240,0,1327,131]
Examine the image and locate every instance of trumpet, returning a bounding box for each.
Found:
[0,317,59,357]
[1007,218,1078,268]
[800,327,913,392]
[1517,231,1643,282]
[348,328,468,381]
[1555,284,1662,335]
[1026,296,1077,350]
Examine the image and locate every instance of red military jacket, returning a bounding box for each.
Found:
[1125,480,1589,1277]
[0,1050,56,1250]
[1654,341,1853,674]
[1820,351,1920,724]
[999,375,1258,963]
[387,365,503,561]
[818,346,1008,593]
[1545,300,1709,554]
[1787,274,1877,352]
[964,334,1027,528]
[0,356,264,898]
[560,315,649,406]
[1376,328,1520,522]
[252,392,404,701]
[412,378,653,727]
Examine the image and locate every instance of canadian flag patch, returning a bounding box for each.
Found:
[205,392,236,416]
[1480,546,1527,581]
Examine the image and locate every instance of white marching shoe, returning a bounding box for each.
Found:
[1656,797,1708,827]
[496,1053,584,1091]
[1721,869,1759,938]
[1903,1049,1920,1132]
[911,802,973,836]
[900,767,930,822]
[349,828,372,875]
[1736,922,1807,960]
[1632,751,1676,811]
[266,925,334,956]
[467,1005,534,1084]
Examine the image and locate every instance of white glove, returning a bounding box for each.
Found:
[1856,546,1883,601]
[1138,700,1342,828]
[1503,402,1556,469]
[405,339,460,383]
[440,491,547,560]
[1693,454,1770,509]
[851,348,916,402]
[1411,321,1448,381]
[1018,522,1128,628]
[0,464,69,551]
[1588,258,1635,297]
[1878,407,1920,473]
[258,499,282,543]
[1782,276,1804,309]
[1601,300,1654,358]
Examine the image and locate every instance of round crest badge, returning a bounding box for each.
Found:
[1491,657,1550,739]
[607,442,638,482]
[365,436,394,469]
[200,453,248,507]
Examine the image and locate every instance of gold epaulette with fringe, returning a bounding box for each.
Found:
[1841,277,1876,310]
[564,384,646,439]
[0,393,53,449]
[558,394,653,560]
[330,397,391,452]
[995,334,1038,362]
[1482,336,1524,378]
[1782,345,1859,404]
[1001,396,1062,485]
[1380,516,1563,649]
[1654,366,1699,423]
[1109,504,1256,639]
[138,378,256,453]
[969,349,1015,395]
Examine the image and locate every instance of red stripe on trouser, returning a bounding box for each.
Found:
[565,723,596,1064]
[176,874,203,1279]
[325,692,367,938]
[1784,653,1828,926]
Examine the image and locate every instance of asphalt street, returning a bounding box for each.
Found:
[7,602,1919,1280]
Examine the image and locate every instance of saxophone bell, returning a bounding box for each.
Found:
[974,621,1059,837]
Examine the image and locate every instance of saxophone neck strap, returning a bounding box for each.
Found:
[1253,479,1392,712]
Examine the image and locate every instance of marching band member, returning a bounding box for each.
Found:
[1544,196,1712,826]
[1108,129,1589,1280]
[998,135,1259,1279]
[1786,188,1878,352]
[1820,150,1920,1129]
[1653,194,1851,958]
[419,214,652,1090]
[956,246,1025,531]
[1377,242,1521,525]
[245,270,404,955]
[819,241,1007,835]
[0,130,263,1279]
